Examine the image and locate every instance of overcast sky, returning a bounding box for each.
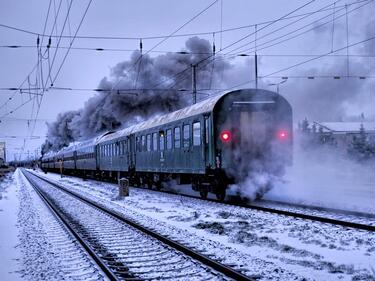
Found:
[1,0,374,160]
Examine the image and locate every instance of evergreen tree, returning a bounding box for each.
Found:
[348,124,370,160]
[301,118,309,133]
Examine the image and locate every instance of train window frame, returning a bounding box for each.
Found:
[205,117,210,144]
[136,136,140,152]
[166,129,172,150]
[183,124,190,148]
[141,135,146,152]
[159,131,165,151]
[146,134,151,151]
[193,121,201,146]
[174,127,181,149]
[152,132,158,151]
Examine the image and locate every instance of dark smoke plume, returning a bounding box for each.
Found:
[43,37,230,153]
[42,110,79,154]
[280,4,375,122]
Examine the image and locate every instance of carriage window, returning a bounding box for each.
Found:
[174,127,181,148]
[205,117,209,144]
[136,137,140,152]
[193,122,201,146]
[153,133,158,151]
[146,134,151,151]
[159,131,165,151]
[166,129,172,150]
[183,124,190,148]
[141,135,146,152]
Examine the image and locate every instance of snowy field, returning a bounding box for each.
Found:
[0,173,21,281]
[33,169,375,281]
[264,147,375,215]
[0,170,107,281]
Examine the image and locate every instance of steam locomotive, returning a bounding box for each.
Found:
[41,89,293,200]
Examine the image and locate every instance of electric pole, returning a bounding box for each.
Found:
[192,64,197,104]
[255,53,258,89]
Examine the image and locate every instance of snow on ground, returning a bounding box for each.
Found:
[37,170,375,281]
[0,172,21,281]
[264,146,375,215]
[13,169,107,281]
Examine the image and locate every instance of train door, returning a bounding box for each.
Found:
[96,145,102,170]
[204,115,212,168]
[128,135,136,170]
[239,110,270,158]
[182,123,191,170]
[118,140,125,171]
[159,131,165,170]
[191,119,205,172]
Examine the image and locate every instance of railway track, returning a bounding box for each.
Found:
[129,179,375,232]
[47,170,375,232]
[22,169,255,281]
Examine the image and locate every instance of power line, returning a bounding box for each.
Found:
[259,34,375,78]
[0,1,364,41]
[208,32,375,96]
[155,0,316,90]
[231,0,372,55]
[50,0,93,85]
[169,0,371,90]
[111,0,219,92]
[226,0,343,54]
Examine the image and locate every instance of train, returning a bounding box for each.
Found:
[40,88,293,200]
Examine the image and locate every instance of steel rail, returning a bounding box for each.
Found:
[81,172,375,232]
[22,170,121,281]
[25,170,255,281]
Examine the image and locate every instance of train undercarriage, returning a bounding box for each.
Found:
[42,167,229,201]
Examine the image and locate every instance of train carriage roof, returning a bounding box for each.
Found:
[43,89,286,157]
[97,91,228,144]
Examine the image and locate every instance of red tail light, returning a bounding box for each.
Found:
[277,130,288,140]
[220,130,232,143]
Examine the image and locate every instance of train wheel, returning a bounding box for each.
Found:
[215,189,226,201]
[155,181,162,191]
[199,190,208,199]
[147,180,153,189]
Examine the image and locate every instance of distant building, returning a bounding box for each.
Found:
[312,122,375,149]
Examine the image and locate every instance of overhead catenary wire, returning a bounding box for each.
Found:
[226,0,344,54]
[0,0,366,41]
[110,0,219,92]
[168,0,371,90]
[235,0,372,55]
[207,33,375,97]
[155,0,317,90]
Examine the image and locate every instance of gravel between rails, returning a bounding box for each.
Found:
[24,170,235,281]
[16,169,108,281]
